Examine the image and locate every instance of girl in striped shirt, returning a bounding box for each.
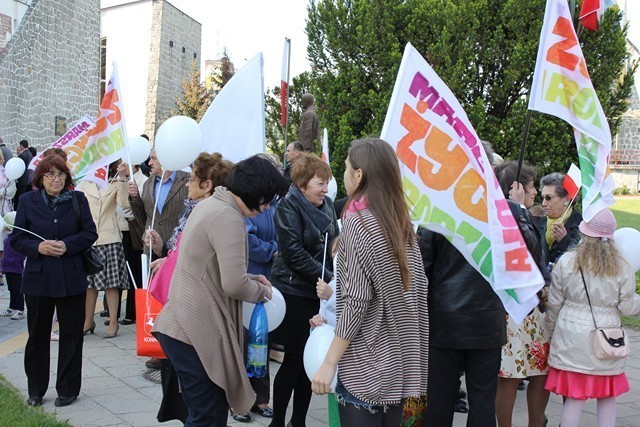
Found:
[311,138,429,426]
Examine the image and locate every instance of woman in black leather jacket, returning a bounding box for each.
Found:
[269,153,338,427]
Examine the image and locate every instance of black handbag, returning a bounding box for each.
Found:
[71,191,104,275]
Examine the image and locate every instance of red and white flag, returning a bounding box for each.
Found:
[563,163,582,200]
[579,0,614,31]
[280,38,291,126]
[321,128,329,165]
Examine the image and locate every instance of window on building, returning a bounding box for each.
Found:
[99,37,107,101]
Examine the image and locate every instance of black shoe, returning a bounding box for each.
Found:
[54,395,77,407]
[454,398,468,413]
[99,310,108,318]
[145,357,162,369]
[232,413,252,422]
[251,405,274,418]
[458,388,467,399]
[518,379,526,390]
[120,318,135,325]
[27,396,42,406]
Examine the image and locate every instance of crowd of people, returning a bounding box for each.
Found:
[0,127,638,427]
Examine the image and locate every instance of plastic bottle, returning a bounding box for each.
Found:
[246,302,269,378]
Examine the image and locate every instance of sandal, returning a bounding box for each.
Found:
[251,405,274,418]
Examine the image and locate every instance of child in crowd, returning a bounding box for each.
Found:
[0,230,25,320]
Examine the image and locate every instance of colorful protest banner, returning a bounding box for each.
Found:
[75,66,128,181]
[529,0,615,222]
[29,115,95,172]
[381,43,543,322]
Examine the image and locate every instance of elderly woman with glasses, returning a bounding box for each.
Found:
[538,172,582,270]
[10,155,98,408]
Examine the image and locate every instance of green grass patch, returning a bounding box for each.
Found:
[611,197,640,329]
[0,375,70,426]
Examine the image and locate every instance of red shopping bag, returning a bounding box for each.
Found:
[135,289,165,358]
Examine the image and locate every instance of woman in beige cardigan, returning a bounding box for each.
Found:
[153,155,290,427]
[78,160,130,338]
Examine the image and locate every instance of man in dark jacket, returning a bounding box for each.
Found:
[0,137,13,166]
[297,94,320,153]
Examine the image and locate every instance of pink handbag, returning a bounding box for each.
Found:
[149,234,181,305]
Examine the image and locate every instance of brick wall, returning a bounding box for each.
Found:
[145,0,201,140]
[0,0,100,152]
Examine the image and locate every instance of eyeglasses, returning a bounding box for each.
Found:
[43,172,66,181]
[540,194,558,201]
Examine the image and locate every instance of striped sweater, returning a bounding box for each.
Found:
[335,208,429,405]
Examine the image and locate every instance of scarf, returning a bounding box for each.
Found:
[545,206,572,247]
[343,196,368,218]
[166,198,198,252]
[41,189,72,211]
[289,185,333,234]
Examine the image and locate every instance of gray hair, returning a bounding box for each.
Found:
[539,172,567,197]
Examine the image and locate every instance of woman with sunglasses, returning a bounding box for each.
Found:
[538,172,582,271]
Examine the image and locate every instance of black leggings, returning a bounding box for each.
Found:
[271,351,312,427]
[338,401,404,427]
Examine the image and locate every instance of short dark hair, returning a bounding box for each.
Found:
[226,155,290,212]
[32,154,74,190]
[494,160,537,198]
[19,140,29,148]
[540,172,567,198]
[290,142,303,152]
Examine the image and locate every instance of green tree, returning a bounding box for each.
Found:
[306,0,636,195]
[265,72,313,162]
[171,61,214,121]
[209,47,236,94]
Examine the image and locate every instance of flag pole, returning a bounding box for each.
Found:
[283,38,291,169]
[515,109,532,184]
[112,62,135,181]
[559,190,579,223]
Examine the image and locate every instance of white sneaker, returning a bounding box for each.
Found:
[0,308,15,317]
[10,311,24,320]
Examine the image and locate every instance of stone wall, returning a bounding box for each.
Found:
[0,0,100,151]
[145,0,201,140]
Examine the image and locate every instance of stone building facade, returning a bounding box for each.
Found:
[0,0,100,151]
[611,40,640,193]
[144,0,201,139]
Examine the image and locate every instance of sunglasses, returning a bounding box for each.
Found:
[540,194,558,201]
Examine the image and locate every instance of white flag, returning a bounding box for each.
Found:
[199,53,265,163]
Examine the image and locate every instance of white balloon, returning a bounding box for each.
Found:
[614,228,640,273]
[155,116,203,171]
[3,211,16,226]
[5,158,25,180]
[303,324,337,390]
[127,136,151,166]
[243,287,287,333]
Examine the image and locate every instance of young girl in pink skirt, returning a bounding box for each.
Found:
[545,208,640,427]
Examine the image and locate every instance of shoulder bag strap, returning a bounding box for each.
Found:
[579,266,599,330]
[70,191,81,229]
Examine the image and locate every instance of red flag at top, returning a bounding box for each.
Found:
[563,163,582,200]
[280,38,291,126]
[579,0,614,31]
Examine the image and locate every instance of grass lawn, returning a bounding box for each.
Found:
[0,375,70,426]
[610,196,640,329]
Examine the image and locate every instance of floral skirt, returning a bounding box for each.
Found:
[545,367,629,399]
[499,308,550,378]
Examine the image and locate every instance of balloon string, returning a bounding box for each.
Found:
[6,225,45,241]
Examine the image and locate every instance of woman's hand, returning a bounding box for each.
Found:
[509,181,525,205]
[316,278,333,300]
[143,229,164,256]
[117,162,129,181]
[150,257,166,274]
[312,360,337,395]
[38,240,66,257]
[309,314,325,329]
[127,182,139,198]
[256,275,273,301]
[551,223,567,241]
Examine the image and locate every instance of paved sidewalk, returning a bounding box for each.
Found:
[2,286,640,426]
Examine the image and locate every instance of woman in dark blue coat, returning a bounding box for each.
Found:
[10,154,97,408]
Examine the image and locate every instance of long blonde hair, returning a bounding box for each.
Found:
[347,138,415,290]
[573,236,625,277]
